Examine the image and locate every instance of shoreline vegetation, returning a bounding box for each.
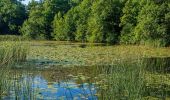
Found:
[0,41,170,99]
[0,41,28,97]
[0,0,170,99]
[0,41,28,66]
[0,0,170,47]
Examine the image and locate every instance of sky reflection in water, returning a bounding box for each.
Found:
[4,75,97,100]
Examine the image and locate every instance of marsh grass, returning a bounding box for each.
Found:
[28,41,170,67]
[0,41,28,66]
[1,58,170,99]
[11,72,37,100]
[64,58,170,99]
[0,35,27,41]
[0,68,10,97]
[93,60,145,100]
[85,58,170,100]
[49,59,146,99]
[1,41,170,99]
[0,41,29,98]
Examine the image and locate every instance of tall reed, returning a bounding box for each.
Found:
[0,41,28,66]
[0,35,27,41]
[0,41,29,98]
[95,59,146,100]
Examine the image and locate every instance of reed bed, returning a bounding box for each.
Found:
[0,35,27,41]
[0,41,28,66]
[1,41,170,99]
[94,60,145,100]
[0,41,28,98]
[0,55,169,99]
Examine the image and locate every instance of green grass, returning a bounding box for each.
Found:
[0,35,28,41]
[26,41,170,99]
[0,41,29,98]
[0,41,28,66]
[1,40,170,99]
[27,41,170,67]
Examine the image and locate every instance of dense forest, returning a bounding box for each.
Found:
[0,0,170,46]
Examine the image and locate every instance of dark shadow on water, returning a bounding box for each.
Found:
[32,42,109,49]
[79,44,87,48]
[13,59,84,70]
[143,84,170,99]
[142,57,170,99]
[143,57,170,73]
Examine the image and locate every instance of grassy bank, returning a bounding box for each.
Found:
[0,35,28,41]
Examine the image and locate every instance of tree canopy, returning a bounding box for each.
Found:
[0,0,26,34]
[0,0,170,46]
[120,0,170,46]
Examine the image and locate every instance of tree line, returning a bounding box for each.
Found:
[0,0,170,46]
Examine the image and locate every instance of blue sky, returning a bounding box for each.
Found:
[21,0,39,5]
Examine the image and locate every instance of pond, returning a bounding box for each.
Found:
[1,43,170,99]
[2,70,97,100]
[1,63,101,100]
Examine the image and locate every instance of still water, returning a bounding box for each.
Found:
[2,67,98,100]
[4,75,97,100]
[1,57,170,99]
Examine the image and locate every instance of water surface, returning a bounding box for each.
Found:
[1,43,170,99]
